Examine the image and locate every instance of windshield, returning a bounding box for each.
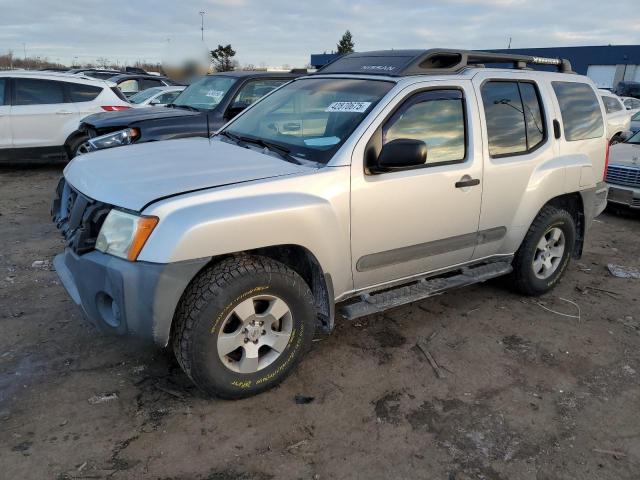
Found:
[172,75,237,109]
[129,87,164,104]
[632,112,640,121]
[223,78,393,164]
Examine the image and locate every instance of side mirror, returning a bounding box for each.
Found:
[149,99,160,106]
[226,102,248,119]
[370,139,428,173]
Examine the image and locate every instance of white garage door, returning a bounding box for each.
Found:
[587,65,616,89]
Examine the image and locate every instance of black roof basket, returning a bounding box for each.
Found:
[318,48,573,76]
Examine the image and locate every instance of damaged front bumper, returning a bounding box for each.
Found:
[54,248,209,347]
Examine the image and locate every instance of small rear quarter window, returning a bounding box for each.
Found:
[67,82,103,102]
[552,81,604,141]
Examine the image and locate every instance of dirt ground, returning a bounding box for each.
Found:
[1,167,640,480]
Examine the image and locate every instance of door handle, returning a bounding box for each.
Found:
[455,178,480,188]
[56,110,74,115]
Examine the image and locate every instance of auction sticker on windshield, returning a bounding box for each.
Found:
[325,101,371,113]
[206,90,226,100]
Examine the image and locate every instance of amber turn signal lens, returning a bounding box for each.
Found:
[127,216,159,261]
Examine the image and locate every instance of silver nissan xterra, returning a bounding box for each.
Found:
[52,49,609,398]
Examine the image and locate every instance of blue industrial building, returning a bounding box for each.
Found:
[310,45,640,89]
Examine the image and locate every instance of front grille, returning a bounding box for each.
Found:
[51,178,111,254]
[606,165,640,188]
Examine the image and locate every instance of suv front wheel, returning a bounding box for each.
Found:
[511,205,576,296]
[172,255,316,399]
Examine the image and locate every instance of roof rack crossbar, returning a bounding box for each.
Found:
[403,49,573,75]
[319,48,574,76]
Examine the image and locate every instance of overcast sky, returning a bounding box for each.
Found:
[1,0,639,67]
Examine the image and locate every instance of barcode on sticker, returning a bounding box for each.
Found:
[325,102,371,113]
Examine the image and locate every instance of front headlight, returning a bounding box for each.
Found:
[96,209,158,261]
[88,128,139,151]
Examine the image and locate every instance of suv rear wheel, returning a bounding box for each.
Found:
[172,255,316,399]
[511,205,576,296]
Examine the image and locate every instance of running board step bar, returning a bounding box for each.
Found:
[339,261,513,320]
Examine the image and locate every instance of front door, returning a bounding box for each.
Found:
[350,81,483,289]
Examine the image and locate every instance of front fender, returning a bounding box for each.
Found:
[138,167,353,296]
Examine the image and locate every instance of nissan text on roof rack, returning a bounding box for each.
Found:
[52,49,609,398]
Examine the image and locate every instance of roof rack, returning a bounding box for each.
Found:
[318,48,573,76]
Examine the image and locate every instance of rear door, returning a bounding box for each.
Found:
[0,78,11,151]
[11,77,79,149]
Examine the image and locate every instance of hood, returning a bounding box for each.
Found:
[64,138,306,211]
[609,142,640,168]
[82,106,202,129]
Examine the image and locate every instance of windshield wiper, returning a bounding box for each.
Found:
[237,136,302,165]
[218,130,243,145]
[167,104,200,112]
[217,131,302,165]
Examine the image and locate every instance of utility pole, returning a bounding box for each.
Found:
[199,11,206,42]
[507,37,512,49]
[23,42,26,60]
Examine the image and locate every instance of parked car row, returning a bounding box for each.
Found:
[76,71,300,155]
[0,70,302,163]
[598,89,633,143]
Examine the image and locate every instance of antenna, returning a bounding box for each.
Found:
[199,11,206,42]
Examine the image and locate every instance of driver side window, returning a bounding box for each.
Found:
[383,89,466,166]
[231,79,288,108]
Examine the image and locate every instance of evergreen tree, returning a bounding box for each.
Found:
[210,44,237,72]
[337,31,355,54]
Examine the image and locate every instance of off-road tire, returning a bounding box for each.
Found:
[511,205,576,296]
[172,255,316,399]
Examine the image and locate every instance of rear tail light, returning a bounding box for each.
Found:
[101,106,130,111]
[603,141,610,181]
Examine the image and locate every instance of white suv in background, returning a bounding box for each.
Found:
[0,71,130,164]
[599,89,631,142]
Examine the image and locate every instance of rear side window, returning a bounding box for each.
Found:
[140,78,164,90]
[0,79,6,106]
[118,79,139,95]
[552,82,604,141]
[481,81,545,157]
[383,89,466,165]
[601,95,623,113]
[67,82,102,102]
[15,79,65,105]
